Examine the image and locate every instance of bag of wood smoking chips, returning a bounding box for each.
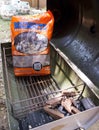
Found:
[11,10,54,76]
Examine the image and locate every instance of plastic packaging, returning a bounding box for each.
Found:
[11,10,54,76]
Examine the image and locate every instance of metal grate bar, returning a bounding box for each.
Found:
[36,77,47,104]
[37,76,48,101]
[43,76,57,98]
[16,77,33,114]
[24,77,36,111]
[32,77,45,106]
[12,75,62,118]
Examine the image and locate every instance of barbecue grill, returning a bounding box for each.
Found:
[1,42,99,130]
[1,0,99,130]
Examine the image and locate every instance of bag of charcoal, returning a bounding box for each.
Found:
[11,11,54,76]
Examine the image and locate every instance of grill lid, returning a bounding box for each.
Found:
[47,0,99,87]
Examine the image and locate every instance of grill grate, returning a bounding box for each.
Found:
[13,75,61,118]
[3,45,84,120]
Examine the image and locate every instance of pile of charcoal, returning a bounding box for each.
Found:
[19,90,95,130]
[44,90,96,119]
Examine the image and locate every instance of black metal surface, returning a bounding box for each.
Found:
[47,0,99,87]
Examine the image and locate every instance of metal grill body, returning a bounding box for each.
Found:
[1,42,99,130]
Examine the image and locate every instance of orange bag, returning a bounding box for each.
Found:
[11,10,54,76]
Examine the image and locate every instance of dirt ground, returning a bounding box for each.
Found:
[0,18,10,130]
[0,52,8,130]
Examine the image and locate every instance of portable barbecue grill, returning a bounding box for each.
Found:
[1,0,99,130]
[1,42,99,130]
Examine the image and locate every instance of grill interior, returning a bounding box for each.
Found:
[2,43,85,120]
[2,43,98,130]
